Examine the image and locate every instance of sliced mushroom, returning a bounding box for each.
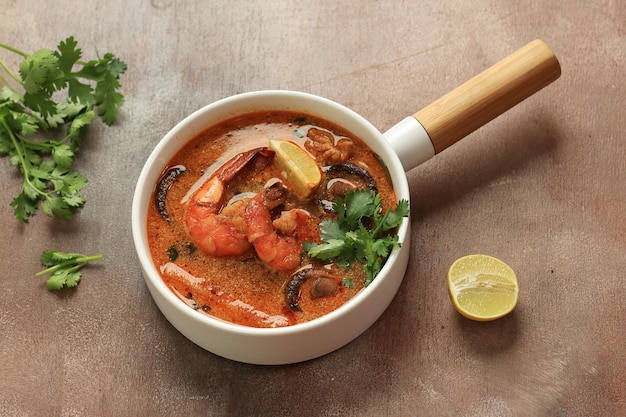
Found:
[284,267,339,311]
[320,163,378,211]
[310,276,338,298]
[155,165,186,222]
[324,163,377,193]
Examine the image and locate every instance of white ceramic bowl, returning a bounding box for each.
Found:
[131,90,427,365]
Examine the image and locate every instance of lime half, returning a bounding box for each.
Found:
[447,254,519,321]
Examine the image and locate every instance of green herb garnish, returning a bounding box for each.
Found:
[0,36,127,222]
[167,245,179,261]
[166,242,197,261]
[36,250,103,290]
[304,189,409,285]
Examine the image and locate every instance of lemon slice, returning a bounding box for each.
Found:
[447,254,519,321]
[269,139,321,198]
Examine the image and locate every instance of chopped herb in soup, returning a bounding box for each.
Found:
[147,111,407,328]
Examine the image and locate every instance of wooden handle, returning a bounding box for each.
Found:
[413,39,561,153]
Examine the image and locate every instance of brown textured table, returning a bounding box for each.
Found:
[1,1,624,416]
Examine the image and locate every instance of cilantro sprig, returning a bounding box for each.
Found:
[304,189,409,285]
[0,36,126,222]
[36,250,103,290]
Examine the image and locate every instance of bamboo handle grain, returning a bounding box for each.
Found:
[414,39,561,153]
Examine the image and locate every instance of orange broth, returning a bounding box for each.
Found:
[147,111,396,327]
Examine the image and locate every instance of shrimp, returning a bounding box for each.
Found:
[304,127,353,165]
[185,148,268,257]
[244,185,314,272]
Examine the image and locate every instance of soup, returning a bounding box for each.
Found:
[147,110,401,327]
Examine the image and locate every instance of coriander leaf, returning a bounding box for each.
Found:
[96,73,125,125]
[46,269,82,290]
[40,249,62,265]
[343,189,377,226]
[0,85,21,102]
[55,36,81,73]
[167,245,179,261]
[318,218,346,241]
[10,192,37,222]
[67,108,95,146]
[67,77,96,106]
[57,101,88,120]
[75,52,127,125]
[63,193,86,207]
[0,37,126,221]
[19,48,66,119]
[22,92,56,120]
[19,48,62,95]
[305,238,350,260]
[364,259,383,286]
[41,109,65,129]
[306,189,409,286]
[42,196,72,219]
[378,198,409,231]
[51,143,73,168]
[36,250,103,290]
